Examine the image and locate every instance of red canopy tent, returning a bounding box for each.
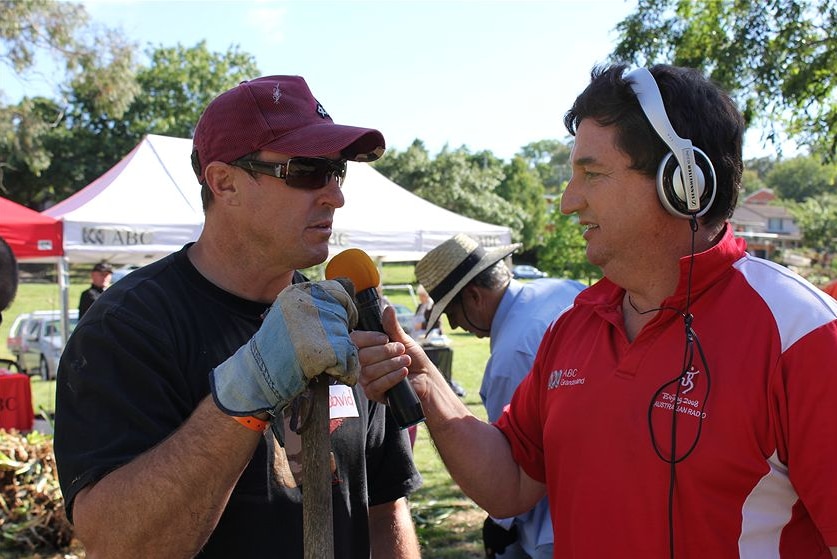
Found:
[0,197,63,262]
[1,197,71,344]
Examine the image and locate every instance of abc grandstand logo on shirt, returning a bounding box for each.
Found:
[547,368,585,390]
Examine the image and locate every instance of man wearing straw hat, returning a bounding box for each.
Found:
[415,233,584,559]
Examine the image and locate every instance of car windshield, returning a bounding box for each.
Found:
[44,318,79,337]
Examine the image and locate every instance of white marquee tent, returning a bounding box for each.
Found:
[43,134,205,265]
[45,134,512,264]
[42,134,512,337]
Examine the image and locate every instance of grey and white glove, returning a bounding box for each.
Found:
[210,279,359,418]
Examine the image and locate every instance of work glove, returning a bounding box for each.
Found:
[483,516,518,558]
[210,280,359,418]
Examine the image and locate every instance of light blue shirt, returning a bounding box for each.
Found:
[483,278,586,554]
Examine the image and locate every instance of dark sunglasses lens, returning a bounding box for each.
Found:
[286,158,346,189]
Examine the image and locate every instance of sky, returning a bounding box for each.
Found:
[2,0,782,160]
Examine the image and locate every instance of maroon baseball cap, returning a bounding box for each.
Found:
[191,75,385,182]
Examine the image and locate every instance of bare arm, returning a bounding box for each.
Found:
[72,396,261,558]
[354,307,545,519]
[369,497,421,559]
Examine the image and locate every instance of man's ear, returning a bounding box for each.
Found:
[463,284,482,306]
[204,162,242,205]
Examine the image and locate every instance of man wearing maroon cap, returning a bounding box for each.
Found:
[54,76,422,558]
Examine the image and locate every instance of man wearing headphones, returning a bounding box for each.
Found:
[354,64,837,558]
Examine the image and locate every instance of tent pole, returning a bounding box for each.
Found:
[59,257,70,347]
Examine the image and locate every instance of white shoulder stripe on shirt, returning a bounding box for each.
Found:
[733,254,837,352]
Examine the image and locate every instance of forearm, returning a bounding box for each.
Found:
[369,497,421,559]
[72,396,261,558]
[420,368,543,519]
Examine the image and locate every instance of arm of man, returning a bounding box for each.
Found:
[72,396,261,558]
[355,307,546,519]
[60,280,359,557]
[369,497,421,559]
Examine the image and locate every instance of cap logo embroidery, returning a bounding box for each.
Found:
[316,102,329,119]
[272,84,282,104]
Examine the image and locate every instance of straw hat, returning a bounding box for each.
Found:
[416,234,521,332]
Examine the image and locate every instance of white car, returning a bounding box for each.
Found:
[6,310,79,380]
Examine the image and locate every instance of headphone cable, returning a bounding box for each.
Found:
[643,216,711,559]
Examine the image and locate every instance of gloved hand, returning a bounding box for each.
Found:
[210,280,359,418]
[483,516,518,558]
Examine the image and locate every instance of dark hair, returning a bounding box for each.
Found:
[0,236,19,313]
[563,64,744,227]
[469,260,512,291]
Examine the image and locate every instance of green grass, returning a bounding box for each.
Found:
[2,263,492,558]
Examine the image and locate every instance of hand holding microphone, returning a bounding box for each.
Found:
[326,249,426,429]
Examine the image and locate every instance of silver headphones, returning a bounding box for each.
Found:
[625,68,717,219]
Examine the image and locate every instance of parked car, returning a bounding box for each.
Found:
[512,264,548,280]
[6,310,79,380]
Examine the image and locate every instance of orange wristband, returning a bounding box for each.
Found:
[232,415,270,433]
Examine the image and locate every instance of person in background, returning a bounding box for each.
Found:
[413,284,441,337]
[414,233,585,559]
[54,75,421,558]
[77,261,112,318]
[0,236,18,322]
[354,64,837,558]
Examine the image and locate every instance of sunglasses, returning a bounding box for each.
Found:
[231,156,348,190]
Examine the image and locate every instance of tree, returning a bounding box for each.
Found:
[538,212,600,282]
[497,156,547,250]
[787,192,837,266]
[122,41,259,141]
[1,0,139,196]
[612,0,837,161]
[372,139,431,193]
[765,155,837,202]
[414,147,526,240]
[739,168,768,197]
[3,41,259,206]
[517,139,572,193]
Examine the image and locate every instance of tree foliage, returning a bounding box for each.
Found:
[121,41,258,141]
[497,156,547,250]
[2,38,258,206]
[612,0,837,161]
[371,139,431,193]
[787,192,837,259]
[414,147,526,241]
[517,139,572,193]
[538,212,600,283]
[765,155,837,201]
[1,0,139,193]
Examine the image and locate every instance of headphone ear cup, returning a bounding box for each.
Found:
[656,147,717,218]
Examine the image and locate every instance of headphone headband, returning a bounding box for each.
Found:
[625,68,702,213]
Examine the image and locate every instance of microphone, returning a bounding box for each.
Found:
[326,248,426,429]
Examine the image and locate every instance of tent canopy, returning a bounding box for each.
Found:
[44,134,204,265]
[333,162,511,262]
[0,197,63,262]
[44,134,511,265]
